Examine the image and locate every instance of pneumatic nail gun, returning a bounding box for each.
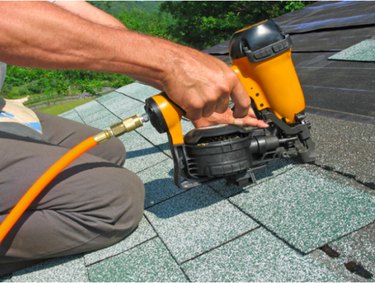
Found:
[144,20,316,189]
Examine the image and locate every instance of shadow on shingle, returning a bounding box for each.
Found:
[145,185,212,218]
[145,185,225,219]
[138,159,185,208]
[0,275,11,282]
[125,145,163,159]
[210,158,296,198]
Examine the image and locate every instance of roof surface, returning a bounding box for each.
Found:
[1,1,375,282]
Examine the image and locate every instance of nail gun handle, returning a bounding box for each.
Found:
[230,20,306,124]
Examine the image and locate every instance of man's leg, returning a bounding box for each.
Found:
[0,115,144,275]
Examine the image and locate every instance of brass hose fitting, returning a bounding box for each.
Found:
[93,114,147,143]
[93,130,113,144]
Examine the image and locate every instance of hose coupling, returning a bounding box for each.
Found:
[93,130,114,143]
[93,114,146,143]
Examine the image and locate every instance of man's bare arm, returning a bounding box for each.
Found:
[0,1,254,122]
[0,2,162,79]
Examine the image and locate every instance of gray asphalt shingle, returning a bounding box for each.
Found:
[138,158,186,208]
[119,131,169,173]
[115,82,160,102]
[309,113,375,188]
[308,222,375,282]
[182,228,344,282]
[75,100,120,129]
[329,39,375,62]
[87,238,187,282]
[330,222,375,276]
[229,165,375,253]
[59,109,84,123]
[210,158,296,198]
[84,217,157,266]
[11,256,88,282]
[145,186,259,263]
[96,91,144,119]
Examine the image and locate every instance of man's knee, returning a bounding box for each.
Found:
[93,136,126,166]
[98,167,144,240]
[47,159,144,244]
[65,167,144,252]
[115,169,144,229]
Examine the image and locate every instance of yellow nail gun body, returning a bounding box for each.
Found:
[145,20,315,189]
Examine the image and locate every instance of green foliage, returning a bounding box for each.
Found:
[116,8,175,40]
[90,1,161,16]
[160,1,311,49]
[91,1,175,38]
[284,1,307,12]
[0,65,133,104]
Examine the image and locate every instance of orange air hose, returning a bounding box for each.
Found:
[0,113,145,244]
[0,137,98,243]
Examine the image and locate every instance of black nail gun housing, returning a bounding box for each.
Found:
[183,125,253,178]
[173,119,312,189]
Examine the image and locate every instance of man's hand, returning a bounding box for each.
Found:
[161,46,251,121]
[193,107,269,128]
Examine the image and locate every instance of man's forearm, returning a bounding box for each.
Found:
[0,1,257,122]
[0,2,172,88]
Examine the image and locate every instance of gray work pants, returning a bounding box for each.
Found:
[0,112,144,276]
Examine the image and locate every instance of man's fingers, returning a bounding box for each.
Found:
[215,95,230,114]
[241,116,269,128]
[185,107,202,121]
[247,106,257,118]
[202,101,216,118]
[230,81,250,118]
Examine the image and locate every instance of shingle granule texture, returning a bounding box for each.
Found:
[230,165,375,253]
